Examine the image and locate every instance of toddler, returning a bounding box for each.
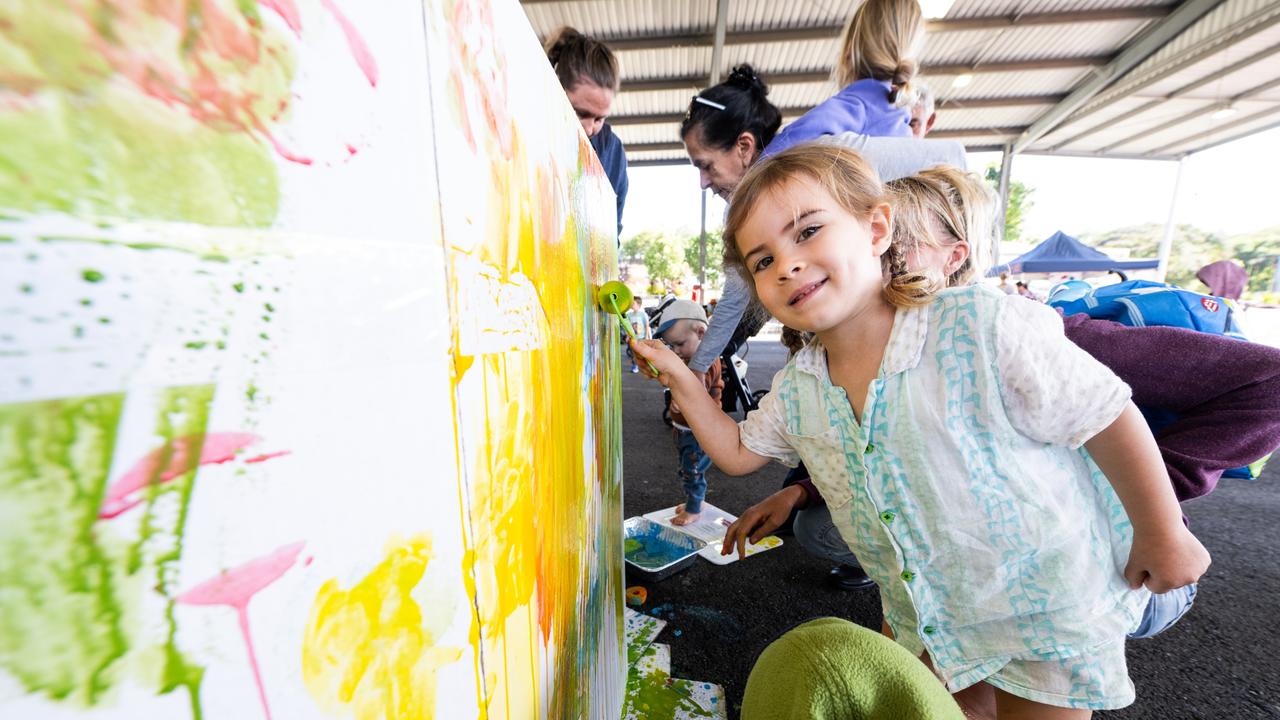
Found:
[651,299,724,526]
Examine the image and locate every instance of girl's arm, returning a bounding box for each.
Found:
[1084,403,1211,593]
[632,339,771,475]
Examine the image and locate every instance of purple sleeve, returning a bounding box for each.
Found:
[1062,312,1280,501]
[795,478,823,509]
[761,95,868,159]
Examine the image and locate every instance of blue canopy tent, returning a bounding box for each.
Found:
[987,231,1159,276]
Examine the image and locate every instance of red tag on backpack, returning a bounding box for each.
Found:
[1201,297,1219,313]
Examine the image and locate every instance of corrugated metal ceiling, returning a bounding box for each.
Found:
[521,0,1280,165]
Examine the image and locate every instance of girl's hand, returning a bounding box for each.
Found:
[1124,525,1210,593]
[720,485,806,559]
[630,339,686,384]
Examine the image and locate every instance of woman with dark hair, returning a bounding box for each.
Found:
[545,26,628,236]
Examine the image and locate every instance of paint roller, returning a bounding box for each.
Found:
[596,281,659,374]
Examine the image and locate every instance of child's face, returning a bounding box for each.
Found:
[736,176,891,333]
[659,321,705,363]
[906,216,969,288]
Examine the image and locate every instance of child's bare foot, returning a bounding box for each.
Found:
[671,505,702,526]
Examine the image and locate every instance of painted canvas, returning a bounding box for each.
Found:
[0,1,624,719]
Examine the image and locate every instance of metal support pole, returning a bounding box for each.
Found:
[1156,157,1186,282]
[996,143,1014,261]
[709,0,729,86]
[699,189,708,288]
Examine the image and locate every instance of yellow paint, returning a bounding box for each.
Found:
[301,536,462,720]
[432,1,624,717]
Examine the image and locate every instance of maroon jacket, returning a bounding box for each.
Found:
[796,313,1280,509]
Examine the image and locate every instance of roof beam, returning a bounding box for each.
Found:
[621,57,1109,92]
[609,95,1064,127]
[1146,105,1278,157]
[1011,0,1225,154]
[528,6,1174,52]
[1098,74,1280,153]
[625,126,1025,153]
[1052,40,1280,150]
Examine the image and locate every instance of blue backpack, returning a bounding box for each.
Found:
[1047,279,1263,479]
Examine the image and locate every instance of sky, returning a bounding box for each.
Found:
[621,125,1280,245]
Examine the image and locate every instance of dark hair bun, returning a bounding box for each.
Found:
[726,64,769,96]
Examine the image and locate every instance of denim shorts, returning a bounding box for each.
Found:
[1129,583,1197,639]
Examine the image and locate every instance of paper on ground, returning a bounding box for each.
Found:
[642,502,783,565]
[625,607,666,668]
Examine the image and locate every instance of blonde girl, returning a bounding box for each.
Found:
[632,143,1209,719]
[763,0,925,156]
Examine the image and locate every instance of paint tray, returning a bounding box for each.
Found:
[642,502,783,566]
[624,517,702,581]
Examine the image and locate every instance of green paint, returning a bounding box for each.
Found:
[624,666,715,720]
[97,317,110,325]
[245,383,259,404]
[184,341,208,350]
[0,386,214,716]
[0,1,296,228]
[258,332,269,341]
[214,340,226,350]
[232,282,245,293]
[73,326,84,338]
[79,298,93,306]
[0,394,130,703]
[19,283,33,293]
[81,269,104,283]
[0,235,14,243]
[130,386,214,718]
[624,538,643,555]
[263,302,274,312]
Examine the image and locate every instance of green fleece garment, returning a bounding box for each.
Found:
[742,618,965,720]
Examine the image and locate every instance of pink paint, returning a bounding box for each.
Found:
[259,126,314,165]
[177,542,306,720]
[258,0,303,35]
[244,450,291,464]
[320,0,379,87]
[99,433,261,519]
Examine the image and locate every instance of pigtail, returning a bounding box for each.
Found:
[881,235,935,308]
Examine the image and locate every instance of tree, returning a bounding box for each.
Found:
[984,165,1035,244]
[621,231,689,290]
[683,229,724,288]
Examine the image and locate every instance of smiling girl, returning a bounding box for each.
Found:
[631,144,1209,719]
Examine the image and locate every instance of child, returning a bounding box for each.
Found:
[651,299,724,526]
[633,144,1209,717]
[762,0,922,157]
[624,296,649,373]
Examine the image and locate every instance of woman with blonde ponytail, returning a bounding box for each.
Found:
[762,0,924,158]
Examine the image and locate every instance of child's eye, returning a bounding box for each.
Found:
[798,225,820,241]
[752,256,773,273]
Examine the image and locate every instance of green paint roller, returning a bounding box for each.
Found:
[597,281,659,374]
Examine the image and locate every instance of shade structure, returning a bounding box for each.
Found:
[987,230,1159,276]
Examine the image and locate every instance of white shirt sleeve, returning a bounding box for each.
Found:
[690,270,749,373]
[815,133,968,181]
[997,295,1132,448]
[737,369,801,467]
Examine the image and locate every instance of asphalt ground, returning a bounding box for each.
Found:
[620,335,1280,720]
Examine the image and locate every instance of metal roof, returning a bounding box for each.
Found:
[521,0,1280,165]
